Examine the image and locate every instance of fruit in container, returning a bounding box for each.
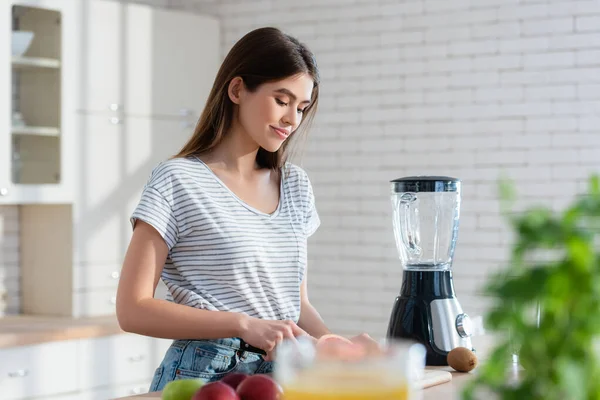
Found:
[316,333,353,346]
[161,378,204,400]
[220,372,249,390]
[349,333,385,356]
[236,374,282,400]
[315,334,367,361]
[192,381,240,400]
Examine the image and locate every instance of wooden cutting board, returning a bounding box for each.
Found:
[420,369,453,388]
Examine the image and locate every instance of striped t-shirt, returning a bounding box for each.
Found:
[130,156,320,323]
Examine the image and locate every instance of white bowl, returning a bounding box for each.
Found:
[12,31,34,57]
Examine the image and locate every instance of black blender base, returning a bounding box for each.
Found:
[386,270,456,366]
[387,296,449,366]
[427,347,449,366]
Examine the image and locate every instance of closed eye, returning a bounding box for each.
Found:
[276,98,305,115]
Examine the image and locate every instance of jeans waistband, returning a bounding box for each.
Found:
[174,337,267,356]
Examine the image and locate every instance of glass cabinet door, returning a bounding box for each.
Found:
[11,4,62,185]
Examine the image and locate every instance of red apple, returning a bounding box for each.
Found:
[192,381,240,400]
[236,374,282,400]
[221,373,249,390]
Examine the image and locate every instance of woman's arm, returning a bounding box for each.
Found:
[116,221,247,339]
[296,269,332,339]
[116,221,309,357]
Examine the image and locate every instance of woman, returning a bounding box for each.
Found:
[116,26,372,391]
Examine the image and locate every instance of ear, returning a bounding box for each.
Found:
[227,77,244,104]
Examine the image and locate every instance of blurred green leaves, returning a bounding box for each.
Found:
[463,174,600,400]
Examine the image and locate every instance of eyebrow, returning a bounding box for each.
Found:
[274,88,311,104]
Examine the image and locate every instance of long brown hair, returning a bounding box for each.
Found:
[174,27,320,170]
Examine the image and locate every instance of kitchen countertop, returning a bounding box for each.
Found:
[0,315,123,348]
[0,315,508,399]
[119,368,481,400]
[117,335,507,400]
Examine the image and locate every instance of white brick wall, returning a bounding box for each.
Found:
[3,0,600,339]
[190,0,600,337]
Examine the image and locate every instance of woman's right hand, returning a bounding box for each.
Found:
[239,316,314,361]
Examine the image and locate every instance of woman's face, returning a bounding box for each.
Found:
[235,73,314,153]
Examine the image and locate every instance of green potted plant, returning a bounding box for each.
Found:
[463,175,600,400]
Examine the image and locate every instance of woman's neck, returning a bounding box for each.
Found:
[202,121,262,178]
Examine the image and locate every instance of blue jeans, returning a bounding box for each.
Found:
[149,337,274,392]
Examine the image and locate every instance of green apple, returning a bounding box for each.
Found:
[162,378,204,400]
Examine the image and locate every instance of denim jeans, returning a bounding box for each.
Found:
[149,337,274,392]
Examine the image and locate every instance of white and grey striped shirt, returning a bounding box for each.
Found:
[130,156,320,323]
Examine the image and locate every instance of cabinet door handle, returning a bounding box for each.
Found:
[128,355,145,363]
[8,369,28,378]
[109,103,122,111]
[109,296,117,305]
[179,108,193,116]
[0,188,8,196]
[109,117,122,125]
[110,271,120,279]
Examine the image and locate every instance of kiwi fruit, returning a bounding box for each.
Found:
[447,347,478,372]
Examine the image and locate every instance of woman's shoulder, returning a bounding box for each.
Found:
[283,162,309,184]
[283,162,315,194]
[145,156,202,189]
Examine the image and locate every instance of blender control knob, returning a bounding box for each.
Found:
[456,313,473,338]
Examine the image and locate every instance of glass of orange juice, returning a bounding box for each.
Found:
[274,335,426,400]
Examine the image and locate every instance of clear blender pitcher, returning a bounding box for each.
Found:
[391,176,461,271]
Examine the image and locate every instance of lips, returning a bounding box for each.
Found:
[270,126,290,140]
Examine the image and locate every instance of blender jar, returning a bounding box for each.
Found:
[390,176,460,271]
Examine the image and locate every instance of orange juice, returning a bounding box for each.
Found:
[283,386,408,400]
[281,368,409,400]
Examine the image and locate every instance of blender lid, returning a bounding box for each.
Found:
[391,176,460,193]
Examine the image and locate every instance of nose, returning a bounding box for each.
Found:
[282,107,299,128]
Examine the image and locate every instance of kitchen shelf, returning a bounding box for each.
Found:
[12,126,60,136]
[12,56,61,69]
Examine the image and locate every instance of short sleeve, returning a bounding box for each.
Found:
[304,175,321,237]
[130,185,179,250]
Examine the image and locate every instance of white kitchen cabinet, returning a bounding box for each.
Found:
[78,380,152,399]
[72,115,195,267]
[0,0,80,204]
[125,4,220,118]
[73,263,122,291]
[34,379,152,400]
[2,0,218,205]
[79,1,220,119]
[73,289,119,318]
[0,340,79,400]
[78,333,172,390]
[19,116,196,317]
[14,0,219,317]
[77,0,123,116]
[1,333,172,400]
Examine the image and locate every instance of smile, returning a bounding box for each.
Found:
[270,126,290,140]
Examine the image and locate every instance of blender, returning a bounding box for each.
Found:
[386,176,474,366]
